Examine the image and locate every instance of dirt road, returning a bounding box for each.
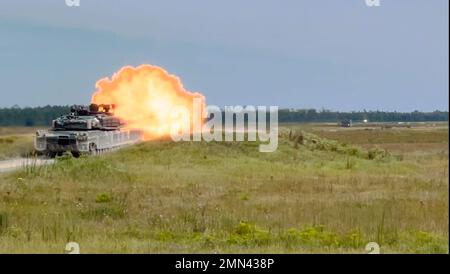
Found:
[0,158,54,173]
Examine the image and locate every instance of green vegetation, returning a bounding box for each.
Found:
[0,135,35,160]
[0,127,39,160]
[309,126,449,144]
[278,109,448,123]
[0,106,69,126]
[0,124,448,253]
[0,106,447,126]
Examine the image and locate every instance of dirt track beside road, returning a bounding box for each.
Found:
[0,158,54,173]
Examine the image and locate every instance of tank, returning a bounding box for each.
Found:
[34,104,142,157]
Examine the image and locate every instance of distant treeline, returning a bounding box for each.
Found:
[0,105,448,126]
[277,109,449,123]
[0,106,70,126]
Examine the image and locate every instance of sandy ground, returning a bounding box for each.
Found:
[0,158,54,173]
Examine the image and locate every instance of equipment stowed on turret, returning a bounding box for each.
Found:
[35,104,142,157]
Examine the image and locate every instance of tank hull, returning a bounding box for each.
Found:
[35,129,142,157]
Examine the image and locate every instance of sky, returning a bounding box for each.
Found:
[0,0,448,111]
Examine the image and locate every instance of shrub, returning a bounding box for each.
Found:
[95,193,112,203]
[227,222,271,246]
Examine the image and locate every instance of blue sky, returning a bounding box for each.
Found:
[0,0,448,111]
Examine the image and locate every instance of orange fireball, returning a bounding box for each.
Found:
[92,65,205,140]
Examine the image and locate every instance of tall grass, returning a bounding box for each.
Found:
[0,125,448,253]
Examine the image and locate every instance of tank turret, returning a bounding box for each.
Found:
[52,104,124,131]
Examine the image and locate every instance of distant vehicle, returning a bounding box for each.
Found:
[34,104,142,157]
[339,119,352,127]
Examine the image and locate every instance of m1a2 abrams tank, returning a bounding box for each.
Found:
[34,104,142,157]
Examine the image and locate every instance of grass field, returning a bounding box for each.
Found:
[0,127,37,160]
[0,123,448,253]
